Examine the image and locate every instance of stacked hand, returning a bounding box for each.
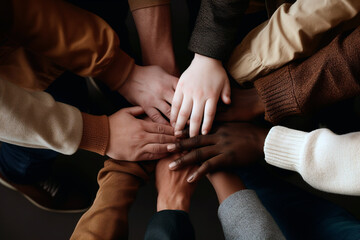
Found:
[156,154,199,212]
[106,106,176,161]
[166,122,269,182]
[119,65,178,125]
[171,53,231,138]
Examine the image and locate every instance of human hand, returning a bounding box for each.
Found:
[167,122,269,182]
[106,106,176,161]
[216,87,264,122]
[170,53,231,138]
[156,154,198,212]
[118,65,178,125]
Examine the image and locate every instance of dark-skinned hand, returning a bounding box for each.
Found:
[166,122,269,183]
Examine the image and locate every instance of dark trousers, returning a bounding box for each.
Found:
[237,164,360,240]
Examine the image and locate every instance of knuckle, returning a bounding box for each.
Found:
[206,109,216,118]
[191,135,202,145]
[151,145,161,153]
[179,110,189,118]
[201,161,212,172]
[193,149,203,162]
[191,115,202,124]
[157,125,165,134]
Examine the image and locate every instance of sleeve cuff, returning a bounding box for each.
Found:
[79,112,109,156]
[96,50,135,92]
[129,0,170,12]
[264,126,307,172]
[254,66,301,123]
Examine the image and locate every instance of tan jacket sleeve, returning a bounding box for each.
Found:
[2,0,134,91]
[228,0,360,84]
[128,0,170,12]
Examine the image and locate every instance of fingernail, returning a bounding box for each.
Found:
[171,122,176,127]
[169,161,178,169]
[202,129,207,135]
[167,144,176,152]
[175,131,182,137]
[187,174,195,183]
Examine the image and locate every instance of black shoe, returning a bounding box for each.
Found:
[0,171,93,213]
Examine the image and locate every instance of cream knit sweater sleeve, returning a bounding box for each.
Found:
[264,126,360,196]
[0,78,83,155]
[228,0,360,84]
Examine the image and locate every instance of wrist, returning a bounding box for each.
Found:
[193,53,222,67]
[157,193,190,212]
[118,64,141,96]
[79,112,109,156]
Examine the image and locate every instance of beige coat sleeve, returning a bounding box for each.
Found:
[0,78,83,155]
[228,0,360,84]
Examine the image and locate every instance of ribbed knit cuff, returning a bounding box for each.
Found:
[254,66,301,124]
[264,126,307,172]
[96,50,135,92]
[129,0,170,11]
[79,112,109,156]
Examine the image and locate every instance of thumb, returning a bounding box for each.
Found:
[221,79,231,105]
[126,106,145,116]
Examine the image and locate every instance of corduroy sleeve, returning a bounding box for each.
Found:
[188,0,250,61]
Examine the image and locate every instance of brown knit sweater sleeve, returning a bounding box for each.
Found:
[254,26,360,124]
[79,113,110,156]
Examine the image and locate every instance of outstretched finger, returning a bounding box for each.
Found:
[143,121,175,135]
[189,101,205,138]
[201,98,217,135]
[186,155,224,183]
[155,100,172,121]
[167,134,214,152]
[145,133,177,144]
[170,89,183,127]
[174,97,193,132]
[144,107,169,125]
[168,146,218,170]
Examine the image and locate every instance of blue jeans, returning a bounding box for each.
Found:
[237,164,360,240]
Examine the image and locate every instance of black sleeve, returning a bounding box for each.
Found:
[144,210,195,240]
[188,0,250,61]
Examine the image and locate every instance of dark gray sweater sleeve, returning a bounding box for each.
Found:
[218,190,285,240]
[188,0,250,61]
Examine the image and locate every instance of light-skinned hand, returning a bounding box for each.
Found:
[156,154,198,212]
[167,122,269,182]
[118,65,178,125]
[170,53,231,138]
[106,106,176,161]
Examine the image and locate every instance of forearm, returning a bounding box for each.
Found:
[189,0,250,61]
[132,4,177,75]
[2,0,134,91]
[253,25,360,123]
[218,190,285,240]
[265,126,360,195]
[228,0,360,83]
